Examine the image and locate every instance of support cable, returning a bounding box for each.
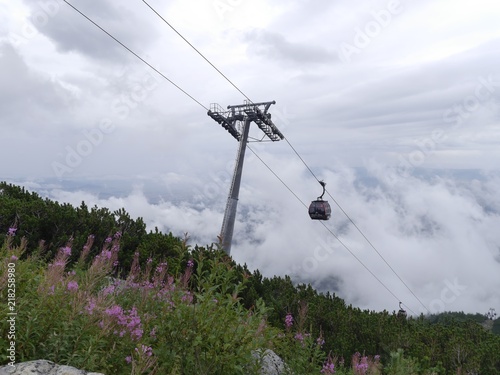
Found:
[284,139,430,314]
[142,0,253,103]
[63,0,208,111]
[142,0,429,314]
[64,0,426,314]
[248,146,417,315]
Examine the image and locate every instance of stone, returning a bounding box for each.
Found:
[251,349,288,375]
[0,360,105,375]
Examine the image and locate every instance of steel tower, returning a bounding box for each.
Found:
[208,100,284,255]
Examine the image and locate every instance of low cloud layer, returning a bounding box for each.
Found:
[15,160,499,317]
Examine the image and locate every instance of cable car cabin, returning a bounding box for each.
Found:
[397,308,407,319]
[397,302,407,319]
[309,199,331,220]
[309,180,331,220]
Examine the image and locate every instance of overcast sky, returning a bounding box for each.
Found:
[1,0,500,316]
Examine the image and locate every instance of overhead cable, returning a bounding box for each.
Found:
[142,0,429,314]
[64,0,426,314]
[63,0,208,111]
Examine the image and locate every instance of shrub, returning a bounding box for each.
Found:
[0,234,280,374]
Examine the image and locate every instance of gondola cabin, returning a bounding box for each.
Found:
[397,302,407,319]
[308,180,332,220]
[309,199,331,220]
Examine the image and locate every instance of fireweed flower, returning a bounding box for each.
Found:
[105,237,112,243]
[135,345,153,357]
[125,356,132,364]
[105,305,143,341]
[62,246,72,256]
[85,299,97,315]
[67,281,79,292]
[187,259,194,268]
[7,227,17,236]
[102,284,116,296]
[321,359,335,374]
[155,262,167,273]
[10,255,18,261]
[181,291,193,304]
[353,353,369,375]
[285,313,293,328]
[150,327,157,338]
[105,305,123,318]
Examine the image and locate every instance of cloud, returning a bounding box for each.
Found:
[0,43,75,129]
[16,159,498,316]
[244,29,339,66]
[19,0,159,63]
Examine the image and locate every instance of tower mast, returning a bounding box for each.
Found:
[208,100,283,255]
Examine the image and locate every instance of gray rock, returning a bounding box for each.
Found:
[0,360,104,375]
[251,349,288,375]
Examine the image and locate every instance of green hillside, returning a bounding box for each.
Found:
[1,181,499,374]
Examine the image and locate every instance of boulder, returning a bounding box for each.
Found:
[252,349,288,375]
[1,352,287,375]
[0,360,104,375]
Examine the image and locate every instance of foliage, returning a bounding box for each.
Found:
[0,182,181,276]
[1,182,500,374]
[0,236,282,374]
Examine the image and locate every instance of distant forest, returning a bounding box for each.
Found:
[1,181,499,374]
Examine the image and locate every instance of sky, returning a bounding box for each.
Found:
[1,0,500,316]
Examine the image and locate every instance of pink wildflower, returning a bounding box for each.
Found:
[105,305,123,317]
[294,332,304,343]
[85,299,97,315]
[321,358,335,374]
[67,281,79,292]
[150,327,157,338]
[135,345,153,357]
[102,284,116,296]
[62,246,71,256]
